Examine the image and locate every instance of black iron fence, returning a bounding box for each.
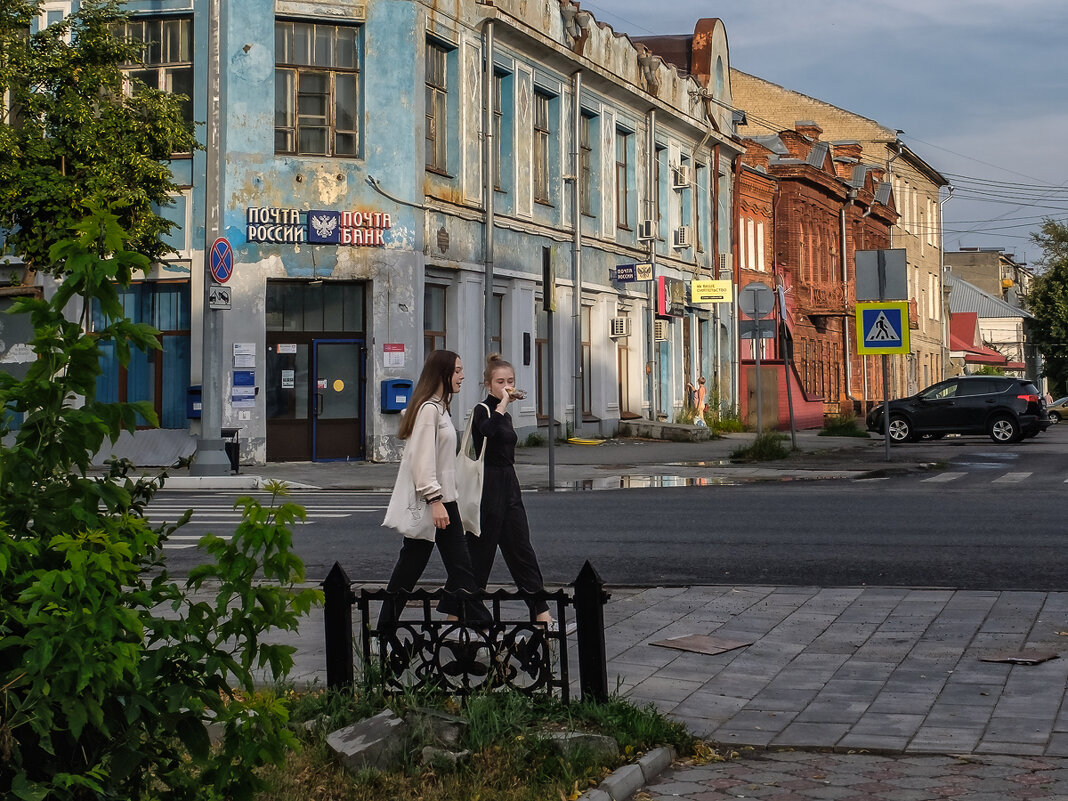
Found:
[322,560,610,702]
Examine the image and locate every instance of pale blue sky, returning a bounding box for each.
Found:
[581,0,1068,266]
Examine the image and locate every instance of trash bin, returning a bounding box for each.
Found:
[221,427,241,474]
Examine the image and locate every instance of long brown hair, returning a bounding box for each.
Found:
[397,349,460,440]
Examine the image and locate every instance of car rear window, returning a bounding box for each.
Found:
[1020,382,1040,395]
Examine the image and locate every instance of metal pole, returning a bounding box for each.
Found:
[190,0,230,476]
[482,21,495,359]
[754,321,763,434]
[882,354,891,461]
[573,561,609,702]
[323,562,355,690]
[547,304,555,490]
[646,110,658,421]
[571,70,583,437]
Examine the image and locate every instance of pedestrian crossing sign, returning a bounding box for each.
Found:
[856,301,910,355]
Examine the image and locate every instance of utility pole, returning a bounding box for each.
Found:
[190,0,230,476]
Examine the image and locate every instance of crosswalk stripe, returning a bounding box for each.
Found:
[922,472,967,483]
[992,472,1032,484]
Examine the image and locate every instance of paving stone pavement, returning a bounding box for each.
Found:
[641,751,1068,800]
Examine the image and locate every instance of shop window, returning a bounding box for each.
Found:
[275,20,360,157]
[581,306,592,417]
[488,293,503,354]
[266,281,364,333]
[94,281,190,429]
[119,16,194,139]
[424,284,447,353]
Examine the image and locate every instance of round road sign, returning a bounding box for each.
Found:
[739,281,775,319]
[209,237,234,284]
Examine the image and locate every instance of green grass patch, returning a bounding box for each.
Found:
[819,413,870,438]
[730,431,792,461]
[257,686,696,801]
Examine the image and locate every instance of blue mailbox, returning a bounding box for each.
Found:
[381,378,412,413]
[187,385,202,419]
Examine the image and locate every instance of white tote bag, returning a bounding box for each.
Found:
[455,403,488,537]
[382,443,436,541]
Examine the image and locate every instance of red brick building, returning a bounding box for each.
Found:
[737,123,897,423]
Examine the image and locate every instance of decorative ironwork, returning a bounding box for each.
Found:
[356,588,572,701]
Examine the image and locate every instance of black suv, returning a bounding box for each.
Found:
[866,376,1050,444]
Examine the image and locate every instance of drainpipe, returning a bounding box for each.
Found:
[938,185,953,379]
[482,21,495,359]
[571,69,583,435]
[731,150,742,418]
[646,108,658,420]
[842,189,860,406]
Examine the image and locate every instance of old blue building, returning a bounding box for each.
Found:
[31,0,742,464]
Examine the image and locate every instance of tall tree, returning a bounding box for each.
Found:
[1028,219,1068,396]
[0,0,198,277]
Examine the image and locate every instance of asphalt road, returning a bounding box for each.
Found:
[156,424,1068,591]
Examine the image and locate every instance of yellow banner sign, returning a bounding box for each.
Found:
[690,280,733,304]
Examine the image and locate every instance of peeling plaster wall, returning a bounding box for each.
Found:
[114,0,743,463]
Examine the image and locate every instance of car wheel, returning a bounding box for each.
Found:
[989,415,1021,444]
[1050,411,1061,423]
[888,415,914,443]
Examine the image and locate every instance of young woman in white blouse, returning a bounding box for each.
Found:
[378,350,490,626]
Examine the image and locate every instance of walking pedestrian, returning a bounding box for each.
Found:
[466,354,554,626]
[686,376,707,426]
[378,350,490,627]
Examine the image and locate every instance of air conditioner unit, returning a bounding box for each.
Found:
[609,316,631,338]
[719,253,733,274]
[653,319,668,342]
[672,164,691,188]
[637,219,656,240]
[673,225,693,249]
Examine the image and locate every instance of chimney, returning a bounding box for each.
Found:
[794,120,823,140]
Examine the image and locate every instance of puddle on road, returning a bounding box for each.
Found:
[530,474,745,491]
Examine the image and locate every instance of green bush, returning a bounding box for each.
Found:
[730,431,791,461]
[819,413,869,438]
[0,207,321,801]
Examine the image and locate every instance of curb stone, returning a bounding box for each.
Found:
[578,746,676,801]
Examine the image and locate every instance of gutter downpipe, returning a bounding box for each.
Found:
[939,186,954,378]
[571,69,583,436]
[886,140,904,396]
[731,150,742,418]
[842,189,860,408]
[482,20,495,359]
[646,108,658,420]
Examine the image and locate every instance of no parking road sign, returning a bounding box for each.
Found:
[856,301,910,355]
[209,237,234,284]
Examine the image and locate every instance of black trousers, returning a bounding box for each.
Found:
[378,500,491,627]
[467,466,549,615]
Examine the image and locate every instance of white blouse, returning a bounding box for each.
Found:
[406,399,457,504]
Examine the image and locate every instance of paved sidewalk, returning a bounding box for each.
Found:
[163,432,1068,796]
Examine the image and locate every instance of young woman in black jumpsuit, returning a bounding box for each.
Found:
[466,354,553,625]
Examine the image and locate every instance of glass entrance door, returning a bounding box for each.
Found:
[313,339,365,461]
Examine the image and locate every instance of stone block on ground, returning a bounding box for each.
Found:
[407,706,468,747]
[327,708,409,773]
[541,730,620,763]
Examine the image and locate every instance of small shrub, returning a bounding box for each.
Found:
[730,431,791,461]
[522,431,546,447]
[712,413,746,433]
[820,413,869,438]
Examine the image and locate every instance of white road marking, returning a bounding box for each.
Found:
[922,472,967,483]
[992,472,1032,484]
